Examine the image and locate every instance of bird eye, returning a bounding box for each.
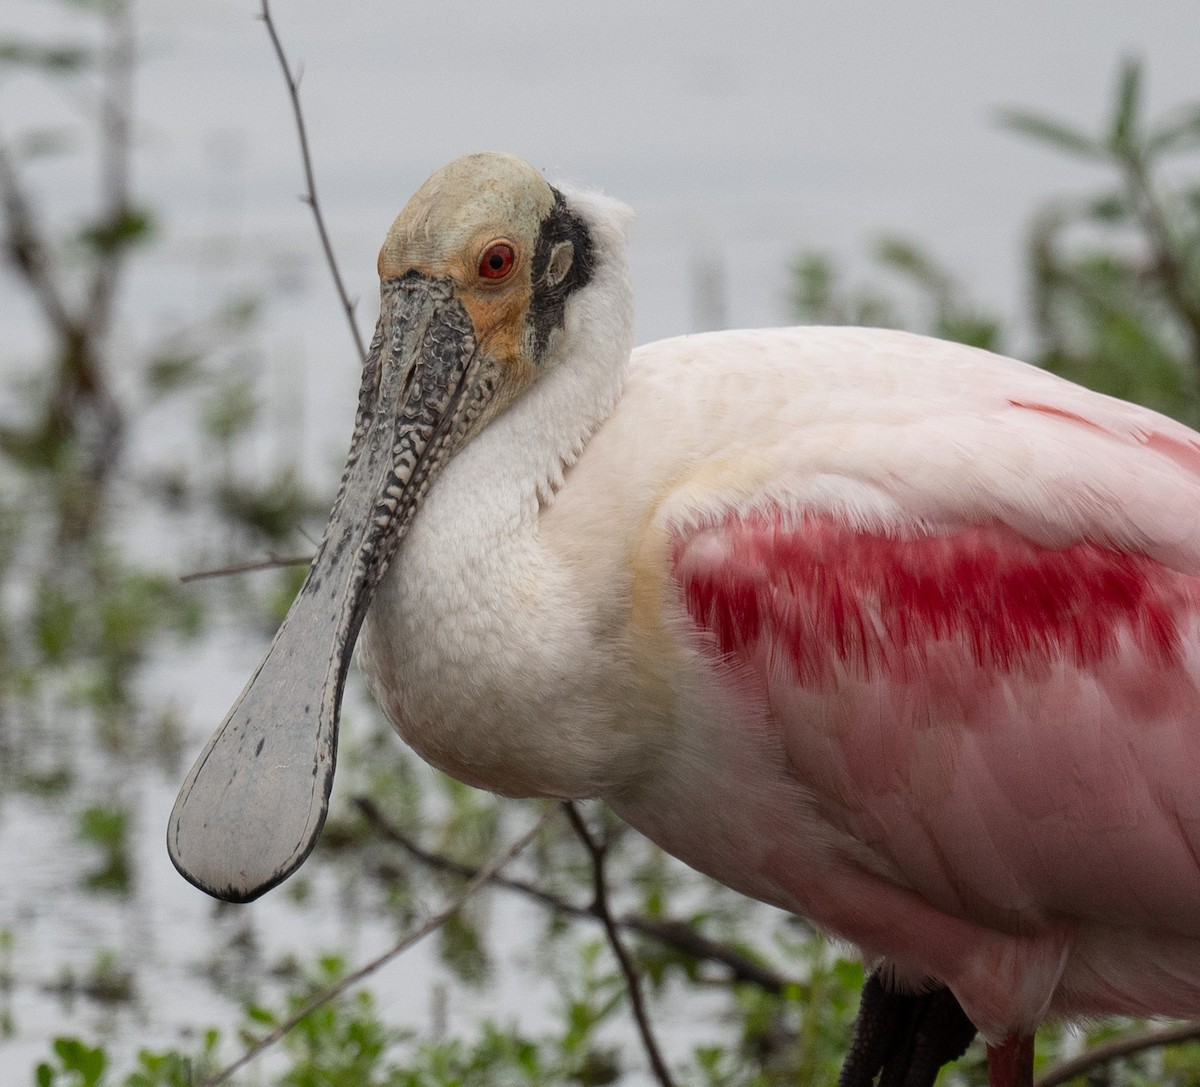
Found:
[478,243,515,280]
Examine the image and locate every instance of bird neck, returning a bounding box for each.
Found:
[444,229,635,529]
[360,243,637,798]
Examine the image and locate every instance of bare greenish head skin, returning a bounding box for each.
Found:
[379,151,554,274]
[166,153,595,902]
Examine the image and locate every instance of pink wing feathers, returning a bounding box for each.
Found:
[669,384,1200,1023]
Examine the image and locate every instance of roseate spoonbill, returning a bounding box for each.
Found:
[169,152,1200,1087]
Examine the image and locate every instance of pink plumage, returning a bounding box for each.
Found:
[170,155,1200,1087]
[651,338,1200,1040]
[372,321,1200,1051]
[678,515,1193,679]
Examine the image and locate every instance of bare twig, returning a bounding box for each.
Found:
[1122,156,1200,371]
[354,795,793,994]
[0,0,137,490]
[564,801,677,1087]
[1035,1020,1200,1087]
[179,553,312,583]
[626,916,792,993]
[200,805,554,1087]
[258,0,368,363]
[84,0,135,340]
[0,137,75,337]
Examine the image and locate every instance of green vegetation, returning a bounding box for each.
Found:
[794,59,1200,424]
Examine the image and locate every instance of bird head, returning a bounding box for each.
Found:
[167,152,629,902]
[378,151,597,430]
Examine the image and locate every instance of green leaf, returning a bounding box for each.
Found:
[202,378,257,443]
[78,807,132,894]
[78,207,155,254]
[218,295,262,331]
[790,253,837,320]
[145,353,202,396]
[935,314,1002,352]
[1108,56,1142,156]
[51,1038,106,1086]
[33,581,76,664]
[245,1002,277,1026]
[874,236,952,295]
[1147,105,1200,157]
[78,805,126,849]
[214,469,316,543]
[0,40,91,72]
[999,109,1105,161]
[127,1049,200,1087]
[789,251,899,328]
[1088,192,1130,223]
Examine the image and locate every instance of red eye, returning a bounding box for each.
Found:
[478,243,515,280]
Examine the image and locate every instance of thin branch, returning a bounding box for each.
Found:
[626,916,791,993]
[258,0,368,363]
[0,136,76,337]
[1035,1020,1200,1087]
[200,805,555,1087]
[179,553,312,583]
[74,0,131,475]
[564,801,677,1087]
[84,0,135,339]
[1122,156,1200,369]
[0,2,128,483]
[354,795,792,994]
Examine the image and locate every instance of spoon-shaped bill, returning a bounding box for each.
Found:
[167,276,477,901]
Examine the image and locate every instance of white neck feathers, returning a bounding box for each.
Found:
[439,186,634,525]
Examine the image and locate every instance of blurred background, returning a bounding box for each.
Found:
[1,1,1198,1083]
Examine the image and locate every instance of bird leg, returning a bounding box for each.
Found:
[838,970,977,1087]
[986,1034,1034,1087]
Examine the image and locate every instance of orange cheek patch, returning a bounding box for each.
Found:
[461,288,536,393]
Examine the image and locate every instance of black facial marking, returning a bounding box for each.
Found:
[528,188,595,361]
